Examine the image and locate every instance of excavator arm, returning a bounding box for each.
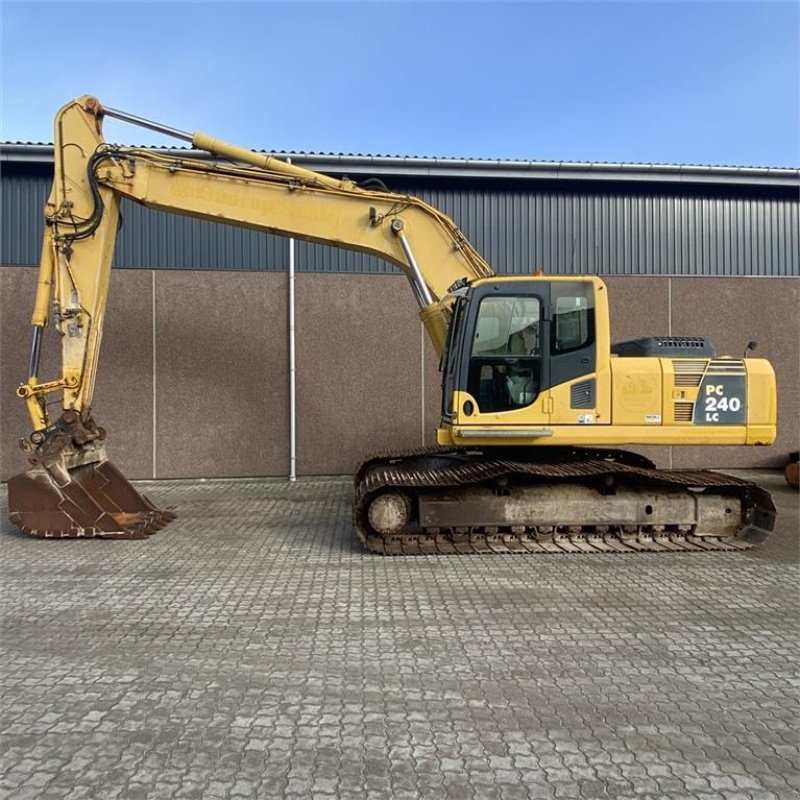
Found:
[21,96,493,434]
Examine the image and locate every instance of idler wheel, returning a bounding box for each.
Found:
[367,492,412,535]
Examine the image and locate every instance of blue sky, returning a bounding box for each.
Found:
[1,2,798,166]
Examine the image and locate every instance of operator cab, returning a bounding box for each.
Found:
[441,279,596,419]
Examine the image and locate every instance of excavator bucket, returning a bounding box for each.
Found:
[8,459,176,539]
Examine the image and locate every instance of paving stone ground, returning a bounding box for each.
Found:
[1,470,798,800]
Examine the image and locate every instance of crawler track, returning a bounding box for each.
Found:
[354,448,775,556]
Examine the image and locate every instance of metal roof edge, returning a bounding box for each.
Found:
[2,143,799,188]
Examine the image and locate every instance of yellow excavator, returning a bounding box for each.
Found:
[8,96,778,554]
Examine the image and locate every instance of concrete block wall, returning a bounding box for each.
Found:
[1,267,797,480]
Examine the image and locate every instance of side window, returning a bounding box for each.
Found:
[552,284,594,354]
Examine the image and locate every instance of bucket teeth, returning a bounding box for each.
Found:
[8,460,176,540]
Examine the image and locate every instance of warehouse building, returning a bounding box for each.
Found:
[1,144,798,480]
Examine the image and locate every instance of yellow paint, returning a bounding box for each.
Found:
[438,423,774,448]
[611,358,663,425]
[745,359,778,440]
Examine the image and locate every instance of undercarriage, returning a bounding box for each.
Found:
[354,448,776,555]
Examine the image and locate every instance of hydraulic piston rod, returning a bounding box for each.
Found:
[101,105,194,143]
[391,220,434,308]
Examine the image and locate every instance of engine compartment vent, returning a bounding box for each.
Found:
[612,337,716,358]
[570,379,595,409]
[674,401,695,422]
[673,360,709,387]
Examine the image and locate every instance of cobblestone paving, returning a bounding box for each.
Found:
[1,470,798,799]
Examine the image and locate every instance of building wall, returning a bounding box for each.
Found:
[2,266,797,480]
[3,163,799,276]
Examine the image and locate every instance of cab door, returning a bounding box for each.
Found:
[449,281,553,427]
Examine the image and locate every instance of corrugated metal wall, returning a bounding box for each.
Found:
[2,164,798,275]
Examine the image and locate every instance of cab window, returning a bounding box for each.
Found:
[552,284,594,354]
[468,296,541,412]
